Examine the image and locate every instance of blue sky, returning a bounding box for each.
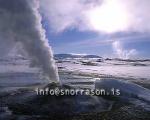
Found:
[40,0,150,59]
[45,27,150,58]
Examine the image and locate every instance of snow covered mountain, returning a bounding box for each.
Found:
[54,54,102,59]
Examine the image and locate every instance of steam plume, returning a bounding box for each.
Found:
[0,0,59,82]
[112,41,137,59]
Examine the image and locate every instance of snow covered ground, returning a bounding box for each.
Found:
[57,57,150,84]
[56,57,150,111]
[0,55,150,119]
[1,55,150,91]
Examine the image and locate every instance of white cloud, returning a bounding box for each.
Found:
[40,0,150,33]
[40,0,90,32]
[85,0,130,33]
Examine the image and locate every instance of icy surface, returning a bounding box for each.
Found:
[95,79,150,110]
[57,58,150,81]
[95,79,150,101]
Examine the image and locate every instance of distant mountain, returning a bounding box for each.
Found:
[54,54,75,59]
[82,55,102,58]
[54,54,102,59]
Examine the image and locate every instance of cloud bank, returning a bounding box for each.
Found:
[0,0,59,82]
[40,0,150,34]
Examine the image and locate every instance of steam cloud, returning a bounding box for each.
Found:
[0,0,59,82]
[112,41,138,59]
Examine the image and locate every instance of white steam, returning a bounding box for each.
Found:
[0,0,59,82]
[112,41,138,59]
